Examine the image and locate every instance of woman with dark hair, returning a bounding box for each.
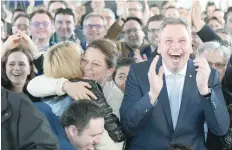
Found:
[1,47,36,101]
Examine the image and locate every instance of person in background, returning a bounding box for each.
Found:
[206,16,223,31]
[99,8,116,29]
[30,9,54,52]
[11,8,25,23]
[164,6,180,18]
[196,41,231,82]
[215,29,232,46]
[146,15,165,57]
[113,57,135,93]
[196,41,232,150]
[12,14,30,35]
[224,7,232,34]
[61,100,105,150]
[49,8,79,46]
[47,0,67,17]
[212,9,225,27]
[81,13,108,50]
[121,17,148,62]
[149,4,160,17]
[1,87,59,150]
[161,1,176,15]
[91,0,105,13]
[206,1,216,19]
[1,47,37,101]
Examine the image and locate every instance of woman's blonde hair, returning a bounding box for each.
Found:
[43,41,83,79]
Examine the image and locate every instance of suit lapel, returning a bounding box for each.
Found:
[174,60,196,133]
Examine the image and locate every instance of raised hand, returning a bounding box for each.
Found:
[3,34,22,51]
[194,56,211,95]
[148,55,164,104]
[16,29,38,56]
[62,81,97,101]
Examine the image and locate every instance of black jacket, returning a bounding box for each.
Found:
[1,87,59,150]
[42,79,126,142]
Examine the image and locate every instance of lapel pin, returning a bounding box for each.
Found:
[189,75,192,78]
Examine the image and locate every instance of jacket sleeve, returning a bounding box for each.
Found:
[90,81,126,142]
[197,24,221,42]
[201,70,230,136]
[18,94,59,150]
[120,65,155,137]
[27,75,68,97]
[105,19,123,40]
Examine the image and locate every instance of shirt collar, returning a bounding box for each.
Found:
[163,61,188,77]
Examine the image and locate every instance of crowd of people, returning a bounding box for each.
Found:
[1,0,232,150]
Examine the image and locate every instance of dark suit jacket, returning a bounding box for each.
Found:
[34,102,76,150]
[120,59,230,150]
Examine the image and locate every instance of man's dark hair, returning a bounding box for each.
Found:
[147,15,165,31]
[61,100,105,134]
[124,17,143,27]
[30,9,53,22]
[47,0,68,11]
[150,4,159,9]
[161,1,169,9]
[206,2,216,10]
[116,57,135,70]
[113,57,135,80]
[12,8,25,19]
[206,16,221,24]
[12,14,29,25]
[224,7,232,24]
[167,144,192,150]
[213,8,223,13]
[54,8,75,22]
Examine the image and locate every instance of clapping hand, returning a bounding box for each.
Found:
[194,56,211,95]
[148,55,164,104]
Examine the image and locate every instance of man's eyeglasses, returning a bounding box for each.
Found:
[148,28,159,34]
[122,28,141,35]
[31,21,50,28]
[84,24,105,30]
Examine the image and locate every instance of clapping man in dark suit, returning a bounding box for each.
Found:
[120,17,230,150]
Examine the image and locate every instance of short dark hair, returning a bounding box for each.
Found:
[1,48,35,93]
[124,17,143,27]
[161,1,169,9]
[147,15,165,26]
[206,2,216,10]
[213,9,223,13]
[167,144,192,150]
[12,8,25,18]
[12,14,29,25]
[116,57,135,70]
[30,9,53,22]
[61,100,104,134]
[54,8,75,22]
[206,16,221,24]
[113,57,135,79]
[87,39,119,69]
[47,0,68,11]
[224,7,232,24]
[150,4,159,9]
